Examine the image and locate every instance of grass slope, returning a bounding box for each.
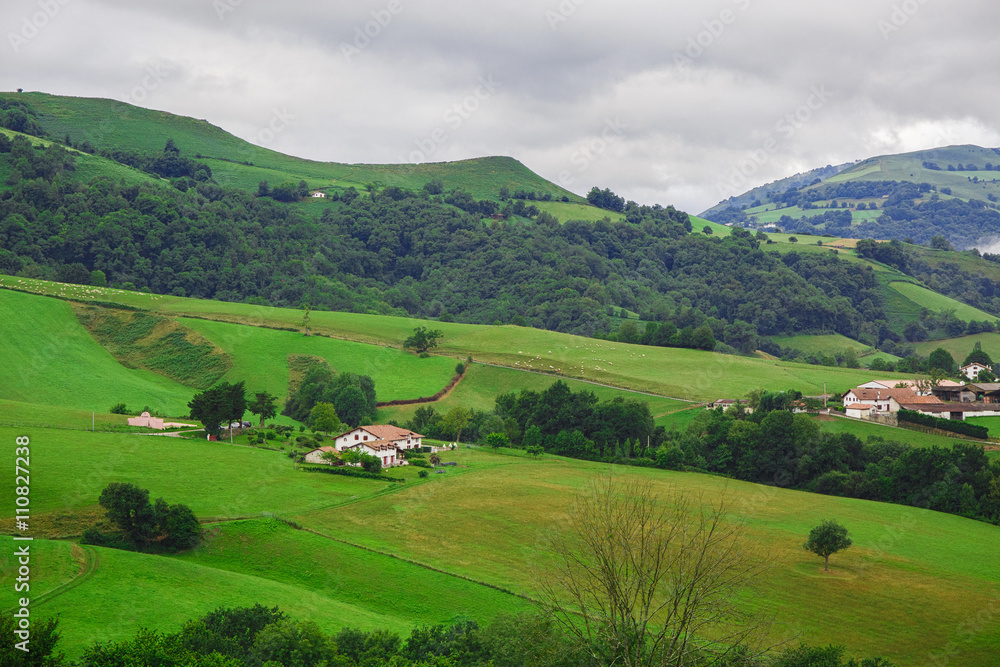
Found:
[0,289,194,416]
[1,276,911,403]
[889,281,998,322]
[913,332,1000,363]
[0,536,410,661]
[295,447,1000,667]
[12,92,582,202]
[178,317,458,403]
[770,334,871,356]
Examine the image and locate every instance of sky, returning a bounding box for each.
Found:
[3,0,1000,214]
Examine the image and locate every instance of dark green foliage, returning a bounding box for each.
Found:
[586,186,626,212]
[804,520,853,570]
[773,643,897,666]
[96,482,201,552]
[0,613,64,666]
[964,341,993,367]
[927,347,955,373]
[666,407,1000,523]
[897,409,988,439]
[494,380,659,460]
[247,390,278,426]
[301,465,403,482]
[188,381,246,436]
[404,326,443,353]
[283,358,376,427]
[109,402,129,414]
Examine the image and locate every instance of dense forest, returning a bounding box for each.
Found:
[0,134,892,339]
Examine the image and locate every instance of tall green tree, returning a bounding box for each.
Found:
[927,348,955,374]
[310,402,343,434]
[804,520,852,571]
[404,326,443,354]
[248,391,277,427]
[963,341,993,368]
[189,381,246,437]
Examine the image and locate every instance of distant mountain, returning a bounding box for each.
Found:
[701,145,1000,249]
[700,162,851,218]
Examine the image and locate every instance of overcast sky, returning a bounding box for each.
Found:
[3,0,999,214]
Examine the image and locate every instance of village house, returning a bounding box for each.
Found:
[303,446,338,465]
[333,425,425,451]
[965,382,1000,404]
[960,362,991,381]
[310,190,326,198]
[705,399,754,413]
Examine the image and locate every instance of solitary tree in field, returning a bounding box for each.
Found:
[404,326,443,354]
[248,391,277,427]
[804,519,852,571]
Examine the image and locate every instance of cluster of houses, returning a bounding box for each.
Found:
[843,376,1000,422]
[303,424,427,468]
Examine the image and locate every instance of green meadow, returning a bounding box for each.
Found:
[889,281,998,322]
[4,432,999,664]
[179,317,458,403]
[770,333,871,356]
[1,277,911,403]
[0,288,195,416]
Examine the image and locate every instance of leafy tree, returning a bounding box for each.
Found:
[404,326,444,353]
[360,453,382,474]
[0,613,64,666]
[526,444,544,456]
[109,402,129,415]
[154,498,202,551]
[927,347,955,374]
[485,432,511,450]
[188,381,246,437]
[702,225,713,235]
[442,406,472,442]
[963,341,993,368]
[804,520,852,571]
[309,401,342,434]
[247,391,277,427]
[98,482,158,545]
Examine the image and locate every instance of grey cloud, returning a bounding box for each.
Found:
[1,0,998,213]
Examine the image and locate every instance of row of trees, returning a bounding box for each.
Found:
[188,381,278,437]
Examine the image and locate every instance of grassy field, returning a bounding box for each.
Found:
[179,317,458,404]
[533,200,625,223]
[1,278,912,403]
[379,363,692,424]
[0,288,195,416]
[4,425,999,663]
[294,447,1000,666]
[0,399,129,431]
[913,332,1000,363]
[770,334,871,356]
[889,281,999,322]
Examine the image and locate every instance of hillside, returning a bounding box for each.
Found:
[11,92,582,202]
[703,144,1000,249]
[4,429,998,664]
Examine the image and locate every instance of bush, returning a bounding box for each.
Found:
[409,459,431,468]
[109,402,129,414]
[418,470,429,478]
[898,409,988,438]
[300,466,403,482]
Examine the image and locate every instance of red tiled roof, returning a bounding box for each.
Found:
[345,439,398,452]
[847,388,943,404]
[360,425,426,440]
[847,403,876,410]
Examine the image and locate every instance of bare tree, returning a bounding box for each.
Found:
[538,474,770,667]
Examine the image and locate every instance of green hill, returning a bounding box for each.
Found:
[11,91,582,201]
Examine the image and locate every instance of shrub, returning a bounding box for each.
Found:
[109,402,129,414]
[300,466,403,482]
[897,409,988,438]
[418,470,429,478]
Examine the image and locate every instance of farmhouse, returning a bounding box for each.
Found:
[705,399,754,413]
[343,440,403,468]
[960,362,991,381]
[965,383,1000,404]
[303,446,338,465]
[310,190,326,198]
[334,425,425,451]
